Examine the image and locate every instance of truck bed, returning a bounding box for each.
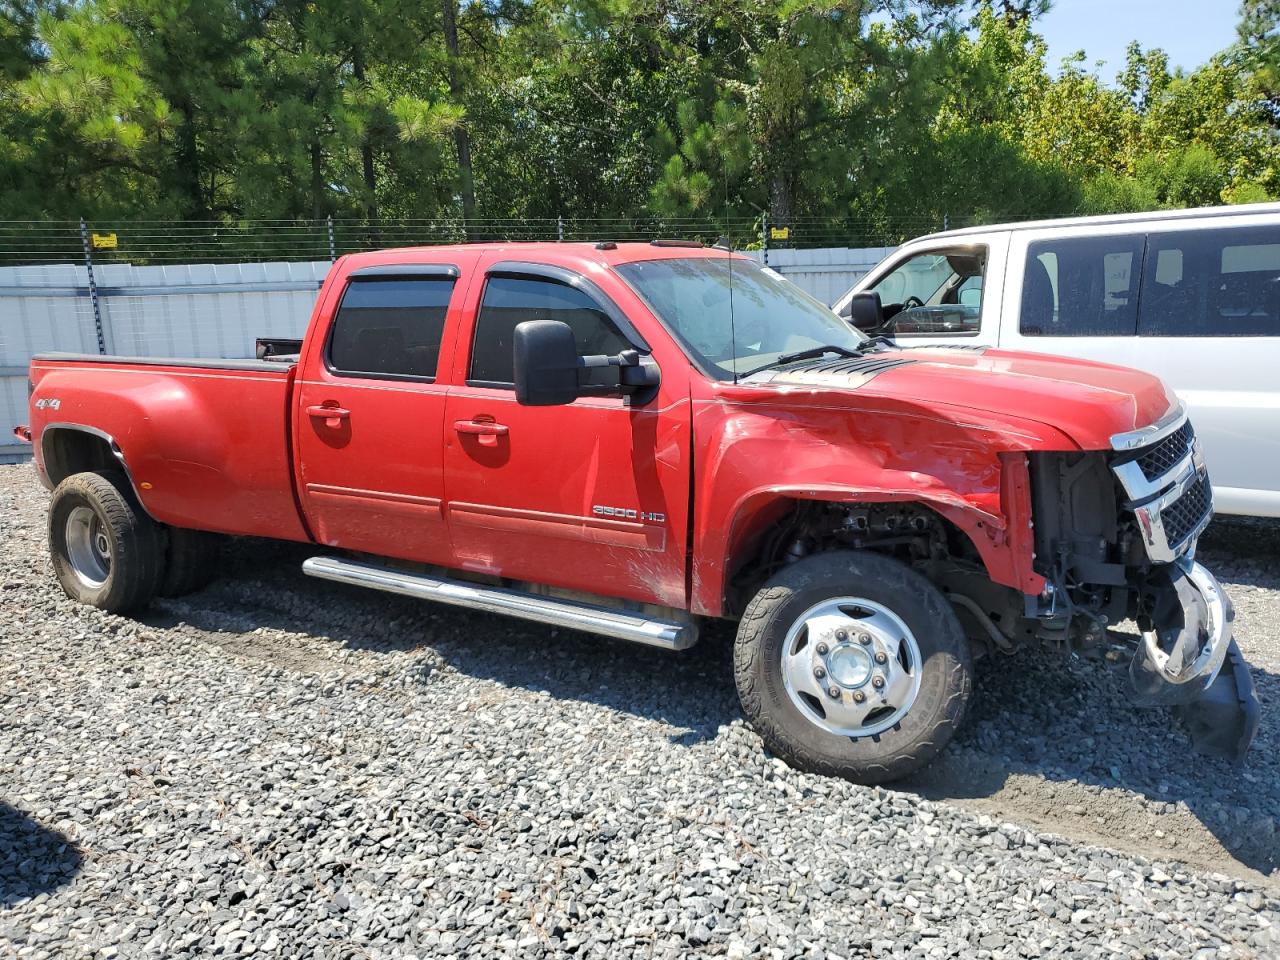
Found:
[29,353,310,543]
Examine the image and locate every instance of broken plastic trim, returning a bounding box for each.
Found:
[1129,560,1232,704]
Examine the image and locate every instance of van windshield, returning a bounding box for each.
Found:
[615,257,866,379]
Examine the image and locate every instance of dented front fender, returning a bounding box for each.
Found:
[689,383,1075,617]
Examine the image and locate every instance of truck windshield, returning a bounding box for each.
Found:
[615,257,867,379]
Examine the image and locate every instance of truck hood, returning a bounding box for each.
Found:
[747,346,1175,450]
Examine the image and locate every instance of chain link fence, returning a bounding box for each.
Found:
[0,215,962,268]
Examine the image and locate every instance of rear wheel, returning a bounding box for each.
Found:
[159,527,223,597]
[735,550,972,784]
[48,471,164,613]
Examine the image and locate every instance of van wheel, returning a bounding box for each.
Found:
[159,527,223,597]
[734,550,972,784]
[48,471,164,614]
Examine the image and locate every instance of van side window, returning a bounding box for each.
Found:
[470,276,631,387]
[865,248,986,336]
[328,277,455,380]
[1020,235,1144,336]
[1139,226,1280,337]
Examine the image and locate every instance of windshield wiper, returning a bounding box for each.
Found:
[741,343,867,379]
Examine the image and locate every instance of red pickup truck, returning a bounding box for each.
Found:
[18,241,1258,782]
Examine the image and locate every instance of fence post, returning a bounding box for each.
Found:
[327,215,336,262]
[557,215,565,242]
[79,218,107,355]
[761,213,770,266]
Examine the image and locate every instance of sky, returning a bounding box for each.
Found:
[1037,0,1242,79]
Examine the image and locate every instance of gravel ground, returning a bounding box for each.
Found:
[2,461,1278,959]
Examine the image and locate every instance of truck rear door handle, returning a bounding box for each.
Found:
[454,419,509,446]
[307,404,350,428]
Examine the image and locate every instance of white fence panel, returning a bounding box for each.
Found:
[95,261,329,359]
[750,246,896,304]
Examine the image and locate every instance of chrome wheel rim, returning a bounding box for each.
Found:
[65,505,111,589]
[781,597,923,739]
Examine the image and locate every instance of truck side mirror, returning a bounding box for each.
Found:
[514,320,581,406]
[847,291,885,333]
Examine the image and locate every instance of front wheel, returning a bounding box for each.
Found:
[734,550,972,784]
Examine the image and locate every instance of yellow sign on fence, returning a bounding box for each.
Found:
[90,232,118,250]
[769,226,790,240]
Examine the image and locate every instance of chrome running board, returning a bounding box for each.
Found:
[302,556,697,650]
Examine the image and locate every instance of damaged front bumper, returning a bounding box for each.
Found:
[1129,560,1260,762]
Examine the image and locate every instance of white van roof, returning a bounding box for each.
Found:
[915,201,1280,244]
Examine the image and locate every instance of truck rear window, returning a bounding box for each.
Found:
[328,278,455,380]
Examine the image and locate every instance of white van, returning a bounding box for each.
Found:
[832,202,1280,518]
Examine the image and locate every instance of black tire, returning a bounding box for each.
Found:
[734,550,972,784]
[159,527,223,597]
[48,471,164,614]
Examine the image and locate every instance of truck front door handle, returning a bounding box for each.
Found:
[307,404,350,428]
[454,419,509,446]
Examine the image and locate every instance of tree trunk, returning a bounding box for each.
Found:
[769,169,794,229]
[352,50,379,222]
[441,0,476,227]
[175,102,208,221]
[311,141,324,220]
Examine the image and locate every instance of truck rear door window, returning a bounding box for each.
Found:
[1020,234,1144,336]
[1139,226,1280,337]
[469,276,630,387]
[328,277,455,380]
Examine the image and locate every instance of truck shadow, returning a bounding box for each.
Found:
[902,653,1279,880]
[0,802,84,908]
[154,519,1279,882]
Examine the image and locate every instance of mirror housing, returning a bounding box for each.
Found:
[514,320,662,406]
[847,291,885,333]
[514,320,581,406]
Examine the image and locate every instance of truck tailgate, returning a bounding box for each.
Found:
[29,354,310,542]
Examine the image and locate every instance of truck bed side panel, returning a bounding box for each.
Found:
[30,357,309,542]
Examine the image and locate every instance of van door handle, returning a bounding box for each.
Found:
[454,419,509,446]
[307,404,350,428]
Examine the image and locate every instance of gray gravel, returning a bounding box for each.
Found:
[1,462,1278,959]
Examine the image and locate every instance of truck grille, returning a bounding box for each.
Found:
[1134,420,1195,481]
[1161,472,1211,550]
[1110,406,1213,564]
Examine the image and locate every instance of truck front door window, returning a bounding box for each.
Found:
[866,249,986,337]
[470,276,630,387]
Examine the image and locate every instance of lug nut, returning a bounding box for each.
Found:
[816,642,829,655]
[835,629,848,641]
[874,652,888,664]
[872,675,885,689]
[853,690,866,703]
[859,633,872,645]
[828,686,841,699]
[814,666,826,680]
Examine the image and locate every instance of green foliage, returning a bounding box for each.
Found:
[0,0,1277,235]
